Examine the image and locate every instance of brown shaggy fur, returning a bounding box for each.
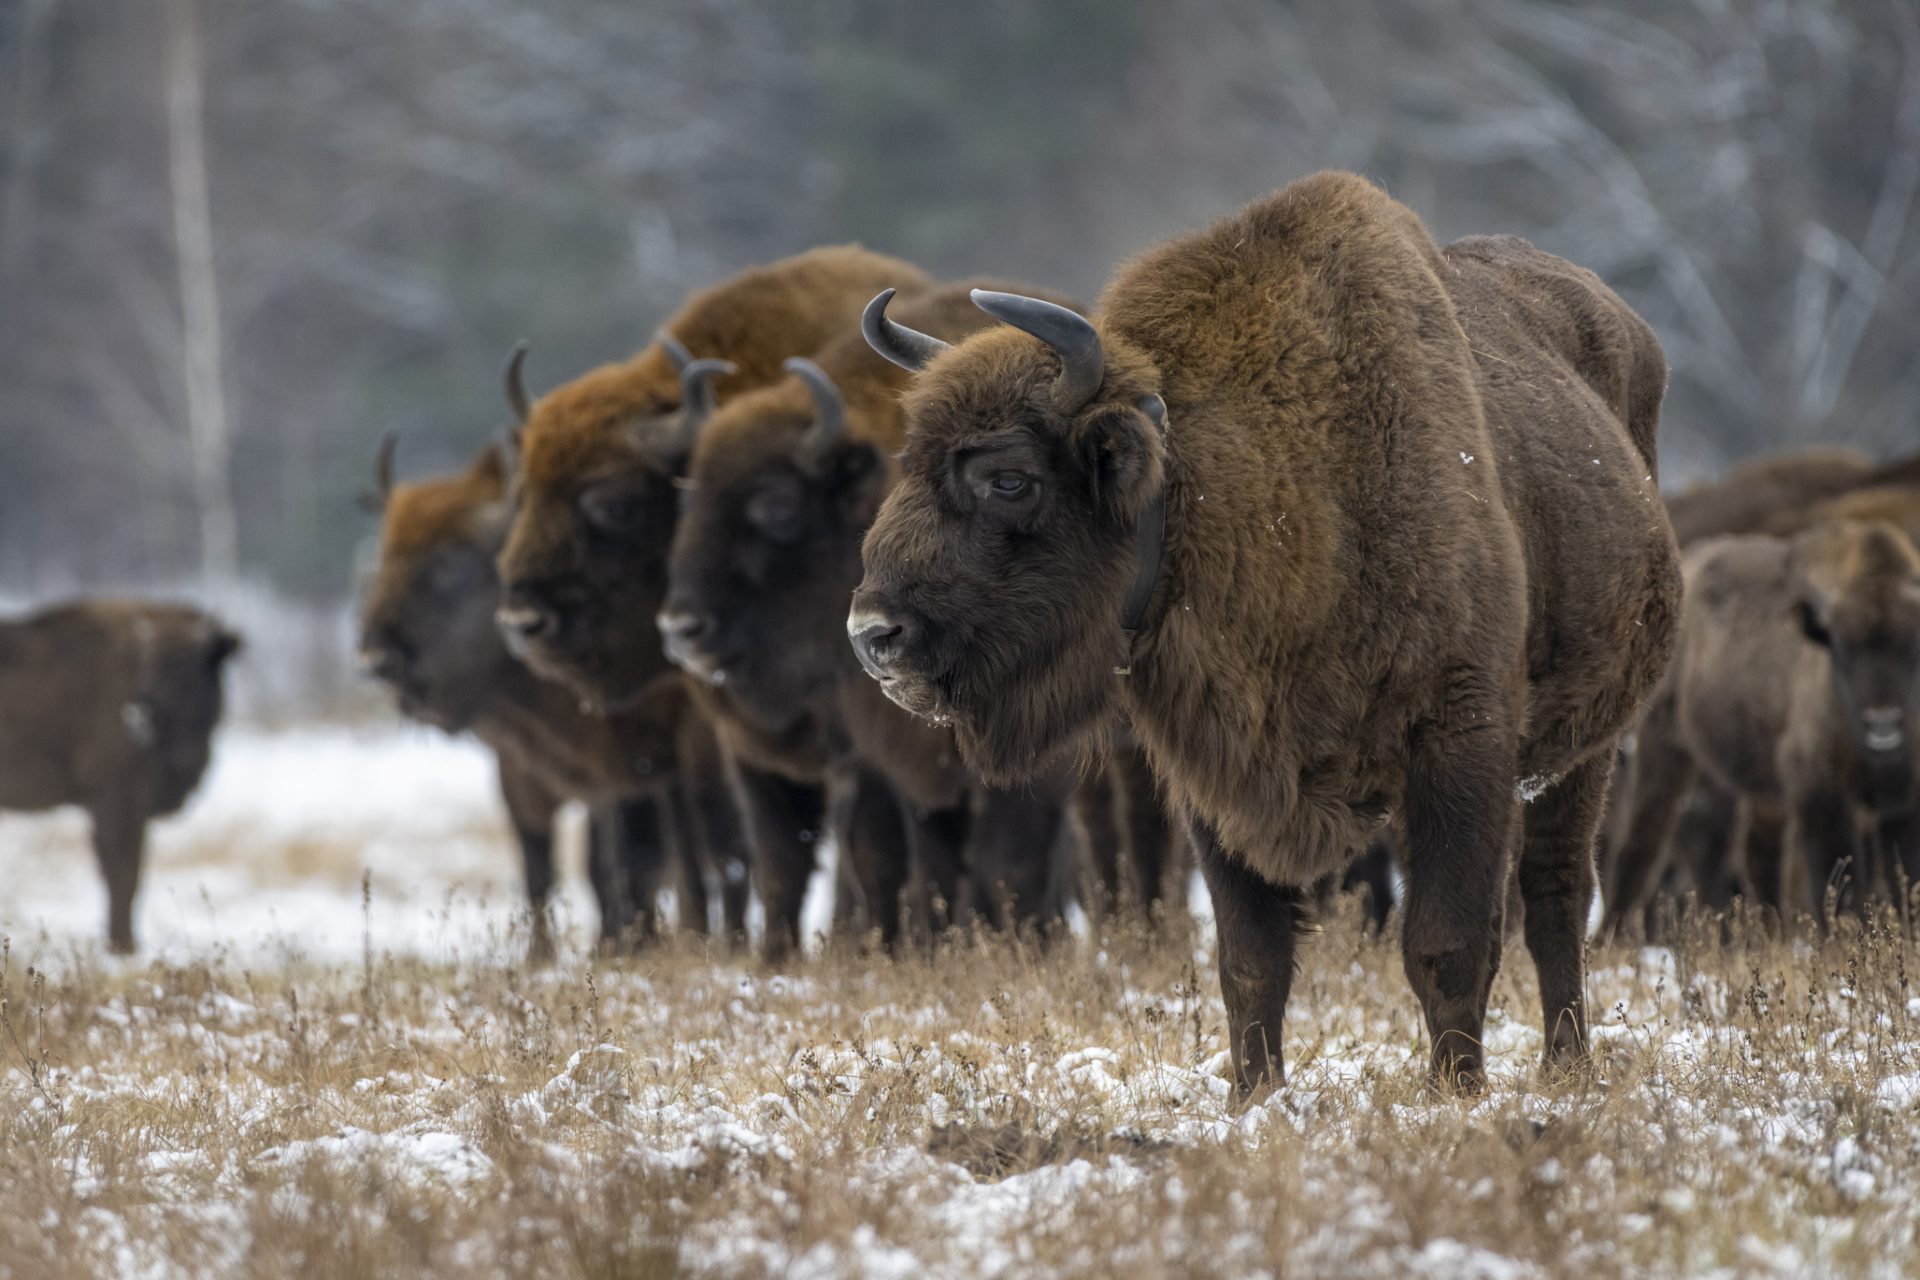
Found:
[497,246,934,711]
[664,282,1115,934]
[853,172,1682,1090]
[1665,447,1875,546]
[1610,520,1920,926]
[361,445,745,955]
[0,600,240,952]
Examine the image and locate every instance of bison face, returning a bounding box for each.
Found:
[848,297,1166,785]
[359,451,523,733]
[140,615,239,816]
[495,423,686,712]
[1797,521,1920,802]
[661,401,887,735]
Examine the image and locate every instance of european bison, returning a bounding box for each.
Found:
[1665,446,1875,547]
[0,600,240,953]
[495,245,933,959]
[1610,520,1920,925]
[358,439,745,957]
[850,171,1681,1091]
[496,245,933,711]
[661,280,1158,934]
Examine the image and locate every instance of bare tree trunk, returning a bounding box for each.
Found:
[165,0,238,583]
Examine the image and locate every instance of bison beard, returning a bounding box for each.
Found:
[854,171,1682,1095]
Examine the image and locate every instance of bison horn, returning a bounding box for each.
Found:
[373,430,398,498]
[970,289,1104,412]
[656,357,735,461]
[862,288,950,372]
[657,329,694,375]
[503,340,533,424]
[785,357,847,462]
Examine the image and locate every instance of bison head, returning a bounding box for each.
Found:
[1795,518,1920,800]
[493,335,731,711]
[660,358,889,734]
[847,289,1168,783]
[134,606,241,815]
[358,440,522,732]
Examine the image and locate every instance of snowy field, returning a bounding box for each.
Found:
[4,726,1920,1278]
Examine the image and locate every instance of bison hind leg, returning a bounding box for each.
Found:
[1518,751,1613,1074]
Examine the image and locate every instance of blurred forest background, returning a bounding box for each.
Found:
[2,0,1917,679]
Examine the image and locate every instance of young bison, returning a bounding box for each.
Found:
[359,440,745,957]
[1611,520,1920,925]
[0,600,240,952]
[661,281,1163,932]
[850,171,1681,1091]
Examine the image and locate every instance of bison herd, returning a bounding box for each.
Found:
[5,171,1917,1096]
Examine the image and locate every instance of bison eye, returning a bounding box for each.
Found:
[746,484,802,537]
[580,486,648,534]
[987,472,1030,498]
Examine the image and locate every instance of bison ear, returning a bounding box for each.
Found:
[832,440,887,510]
[1079,393,1165,523]
[1798,596,1833,649]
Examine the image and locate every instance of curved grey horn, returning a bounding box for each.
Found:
[503,340,533,423]
[785,357,847,460]
[657,329,694,375]
[373,430,399,498]
[970,289,1104,412]
[861,288,950,372]
[656,357,735,460]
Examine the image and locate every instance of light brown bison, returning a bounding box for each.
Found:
[1665,446,1876,547]
[850,171,1681,1091]
[1610,519,1920,926]
[358,440,745,957]
[495,245,934,711]
[0,600,240,952]
[493,245,933,959]
[660,280,1166,933]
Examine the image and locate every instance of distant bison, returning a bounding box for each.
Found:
[1611,520,1920,924]
[358,439,744,957]
[1664,446,1876,547]
[0,600,240,952]
[851,172,1681,1091]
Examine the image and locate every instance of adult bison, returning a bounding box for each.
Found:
[1610,520,1920,925]
[850,171,1681,1091]
[359,439,745,958]
[495,245,933,959]
[0,600,240,952]
[659,281,1166,934]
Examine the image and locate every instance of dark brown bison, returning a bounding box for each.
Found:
[0,600,240,952]
[493,245,933,959]
[1609,519,1920,927]
[850,171,1681,1091]
[660,280,1167,933]
[358,440,745,957]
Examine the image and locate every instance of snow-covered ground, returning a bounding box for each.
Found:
[0,724,592,968]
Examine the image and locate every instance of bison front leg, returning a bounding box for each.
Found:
[87,794,150,956]
[1191,818,1306,1099]
[1518,753,1610,1073]
[1401,712,1517,1092]
[496,758,563,963]
[727,760,823,964]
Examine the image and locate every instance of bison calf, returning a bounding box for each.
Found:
[0,600,240,952]
[852,171,1681,1092]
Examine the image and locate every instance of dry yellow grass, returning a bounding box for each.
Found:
[3,898,1919,1279]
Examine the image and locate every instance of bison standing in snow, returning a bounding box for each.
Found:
[0,600,240,953]
[494,245,932,958]
[850,171,1681,1091]
[357,439,745,957]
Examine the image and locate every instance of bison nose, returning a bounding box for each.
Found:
[1864,706,1906,753]
[356,639,409,683]
[496,596,559,647]
[656,607,712,667]
[848,609,907,681]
